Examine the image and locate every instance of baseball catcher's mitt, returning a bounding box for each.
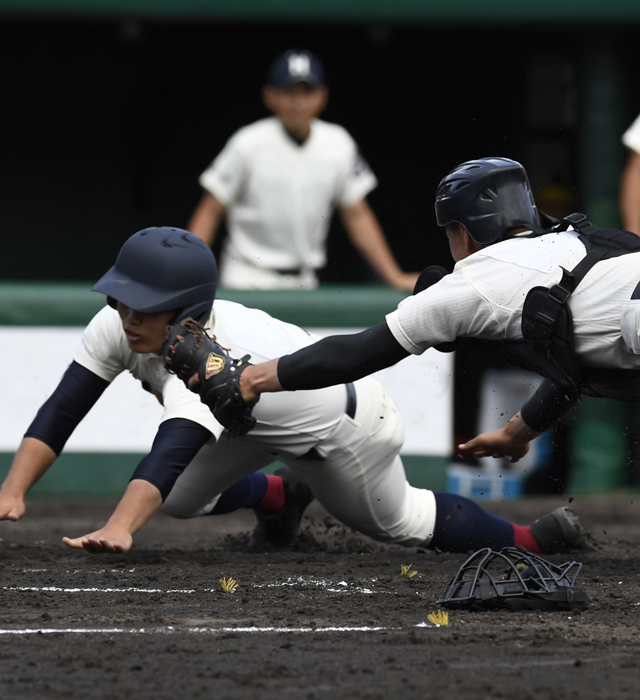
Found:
[163,318,258,436]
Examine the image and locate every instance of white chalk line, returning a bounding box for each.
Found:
[0,623,436,636]
[1,577,386,596]
[3,586,198,594]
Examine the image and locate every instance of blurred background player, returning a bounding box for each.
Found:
[620,113,640,234]
[187,49,418,291]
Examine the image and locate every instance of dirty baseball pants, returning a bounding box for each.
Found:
[160,378,437,547]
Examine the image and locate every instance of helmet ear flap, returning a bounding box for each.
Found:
[173,300,213,326]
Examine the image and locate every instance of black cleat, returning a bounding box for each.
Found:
[249,467,314,549]
[530,507,598,554]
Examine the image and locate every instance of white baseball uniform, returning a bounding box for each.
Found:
[198,117,378,290]
[622,114,640,154]
[386,228,640,368]
[75,300,436,547]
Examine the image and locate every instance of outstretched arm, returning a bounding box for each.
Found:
[0,362,109,521]
[459,379,581,462]
[62,418,212,553]
[0,438,57,521]
[62,479,162,553]
[234,322,410,406]
[339,199,419,292]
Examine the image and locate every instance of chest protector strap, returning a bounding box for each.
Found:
[512,213,640,390]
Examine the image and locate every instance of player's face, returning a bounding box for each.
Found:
[262,83,329,138]
[117,303,176,354]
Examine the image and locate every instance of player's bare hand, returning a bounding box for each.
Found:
[62,528,133,554]
[0,491,26,521]
[459,428,531,463]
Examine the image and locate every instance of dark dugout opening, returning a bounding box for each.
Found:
[2,18,602,283]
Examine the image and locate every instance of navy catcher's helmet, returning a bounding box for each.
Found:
[436,547,589,612]
[435,157,542,245]
[93,227,217,324]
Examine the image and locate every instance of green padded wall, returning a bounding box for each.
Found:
[3,0,640,23]
[0,282,406,328]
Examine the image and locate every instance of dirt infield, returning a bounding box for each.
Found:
[1,494,639,700]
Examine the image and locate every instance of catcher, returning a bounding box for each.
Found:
[0,227,593,555]
[181,157,640,489]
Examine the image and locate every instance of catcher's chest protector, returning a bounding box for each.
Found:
[500,213,640,391]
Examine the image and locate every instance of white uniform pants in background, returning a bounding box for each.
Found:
[161,378,437,547]
[219,253,318,290]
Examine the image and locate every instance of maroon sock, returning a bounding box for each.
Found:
[512,524,543,554]
[255,474,286,514]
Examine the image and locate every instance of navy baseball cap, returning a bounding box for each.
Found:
[266,50,326,89]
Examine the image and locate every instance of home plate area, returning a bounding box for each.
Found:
[0,497,639,699]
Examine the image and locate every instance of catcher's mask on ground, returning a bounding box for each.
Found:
[436,547,589,612]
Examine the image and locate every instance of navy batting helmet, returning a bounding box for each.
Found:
[435,157,541,245]
[93,227,217,324]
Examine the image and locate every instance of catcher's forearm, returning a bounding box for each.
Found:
[0,437,57,498]
[275,323,409,391]
[519,379,581,433]
[239,324,408,398]
[504,412,542,444]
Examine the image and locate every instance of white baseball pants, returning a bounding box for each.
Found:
[160,378,436,547]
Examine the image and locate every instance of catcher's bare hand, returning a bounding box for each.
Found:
[459,413,540,463]
[459,428,531,463]
[163,318,259,436]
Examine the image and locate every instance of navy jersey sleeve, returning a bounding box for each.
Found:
[277,322,409,390]
[24,361,110,455]
[131,418,212,501]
